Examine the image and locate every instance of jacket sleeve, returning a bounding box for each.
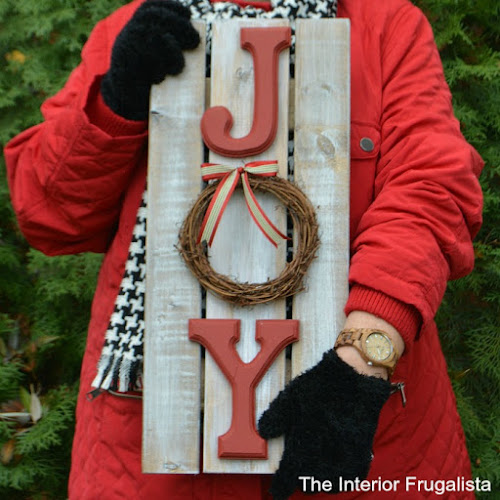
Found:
[345,3,484,347]
[4,5,147,256]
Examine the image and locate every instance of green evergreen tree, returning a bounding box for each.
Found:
[0,1,126,498]
[0,0,499,498]
[414,0,500,493]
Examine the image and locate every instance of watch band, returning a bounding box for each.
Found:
[335,327,371,345]
[335,327,400,376]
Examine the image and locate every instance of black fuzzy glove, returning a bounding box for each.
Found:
[258,349,392,500]
[101,0,200,120]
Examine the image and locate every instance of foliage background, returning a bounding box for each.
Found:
[0,0,498,497]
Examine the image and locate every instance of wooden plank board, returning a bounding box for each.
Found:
[291,20,350,376]
[143,22,206,474]
[144,18,351,476]
[203,19,290,473]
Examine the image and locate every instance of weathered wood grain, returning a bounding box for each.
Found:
[203,19,290,474]
[291,19,350,376]
[143,22,206,474]
[144,19,351,476]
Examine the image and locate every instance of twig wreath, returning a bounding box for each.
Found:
[178,163,320,306]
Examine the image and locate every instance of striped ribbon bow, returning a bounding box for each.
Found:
[197,161,289,247]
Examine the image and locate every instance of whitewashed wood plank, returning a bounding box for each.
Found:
[143,22,206,474]
[203,19,290,473]
[292,20,351,376]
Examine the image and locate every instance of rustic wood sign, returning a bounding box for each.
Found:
[144,18,350,475]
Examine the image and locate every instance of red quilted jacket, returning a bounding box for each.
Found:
[5,0,483,498]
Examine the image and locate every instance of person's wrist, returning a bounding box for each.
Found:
[335,311,406,380]
[335,345,389,380]
[343,311,405,356]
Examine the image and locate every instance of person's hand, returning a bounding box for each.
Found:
[101,0,200,120]
[258,349,391,500]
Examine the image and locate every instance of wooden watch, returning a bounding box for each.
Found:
[335,328,400,376]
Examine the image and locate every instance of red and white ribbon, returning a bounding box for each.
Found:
[197,161,289,247]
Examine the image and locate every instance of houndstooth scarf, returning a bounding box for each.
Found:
[92,0,338,393]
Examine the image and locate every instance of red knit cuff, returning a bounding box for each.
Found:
[344,285,422,350]
[85,80,147,137]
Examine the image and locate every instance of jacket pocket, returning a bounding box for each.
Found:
[349,122,381,240]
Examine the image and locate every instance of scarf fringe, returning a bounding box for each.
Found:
[92,352,143,392]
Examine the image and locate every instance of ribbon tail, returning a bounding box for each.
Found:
[241,173,289,247]
[198,170,240,246]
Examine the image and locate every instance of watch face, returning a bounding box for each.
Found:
[364,332,393,362]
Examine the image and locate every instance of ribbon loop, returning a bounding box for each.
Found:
[197,161,289,247]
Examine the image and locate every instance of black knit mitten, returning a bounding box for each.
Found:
[101,0,200,120]
[258,349,392,500]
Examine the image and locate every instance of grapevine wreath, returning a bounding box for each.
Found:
[178,172,320,306]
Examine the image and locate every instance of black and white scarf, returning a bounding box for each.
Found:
[92,0,338,393]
